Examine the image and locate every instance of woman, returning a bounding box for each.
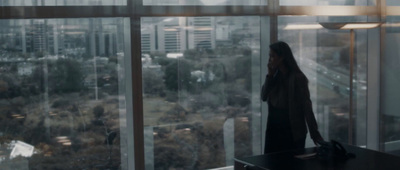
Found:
[261,41,323,154]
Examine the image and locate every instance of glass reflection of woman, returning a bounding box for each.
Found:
[261,41,323,154]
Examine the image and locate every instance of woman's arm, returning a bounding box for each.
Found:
[297,74,324,144]
[261,74,275,101]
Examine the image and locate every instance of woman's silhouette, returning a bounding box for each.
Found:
[261,41,323,154]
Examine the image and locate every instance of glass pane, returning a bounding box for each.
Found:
[387,0,400,6]
[382,16,400,155]
[141,16,262,169]
[0,0,125,6]
[280,0,374,6]
[143,0,266,6]
[278,16,368,146]
[0,18,131,169]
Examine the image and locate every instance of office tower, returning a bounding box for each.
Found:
[187,17,215,50]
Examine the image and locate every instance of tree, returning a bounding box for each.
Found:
[164,59,194,92]
[142,68,165,96]
[93,105,105,119]
[0,75,21,99]
[234,53,251,80]
[203,61,226,85]
[48,58,85,93]
[183,49,199,60]
[29,58,84,94]
[155,57,174,67]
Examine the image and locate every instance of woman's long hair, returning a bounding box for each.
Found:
[269,41,305,76]
[268,41,308,108]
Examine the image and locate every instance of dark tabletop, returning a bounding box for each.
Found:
[234,145,400,170]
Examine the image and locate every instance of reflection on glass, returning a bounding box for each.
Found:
[143,0,265,6]
[280,0,373,6]
[141,16,261,169]
[278,17,367,146]
[0,18,129,169]
[0,0,125,6]
[383,17,400,155]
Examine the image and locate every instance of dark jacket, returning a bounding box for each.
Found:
[261,71,322,142]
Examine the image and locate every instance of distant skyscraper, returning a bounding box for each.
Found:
[26,20,54,53]
[163,18,182,53]
[140,17,217,54]
[141,33,151,54]
[141,18,157,54]
[141,17,185,54]
[87,18,119,57]
[187,17,215,50]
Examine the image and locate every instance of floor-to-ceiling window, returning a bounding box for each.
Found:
[141,16,262,169]
[278,15,373,147]
[383,15,400,155]
[383,0,400,153]
[0,18,132,169]
[1,0,400,170]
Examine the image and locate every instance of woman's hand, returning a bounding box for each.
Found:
[267,56,283,76]
[312,136,325,146]
[267,60,275,76]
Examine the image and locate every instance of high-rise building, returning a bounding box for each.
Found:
[26,20,54,53]
[140,17,217,54]
[187,17,215,50]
